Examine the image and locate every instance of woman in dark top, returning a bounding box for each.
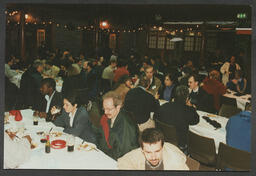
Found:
[157,73,177,102]
[51,91,96,143]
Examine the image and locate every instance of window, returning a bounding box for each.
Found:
[109,33,116,49]
[148,34,157,48]
[195,37,202,51]
[148,29,174,50]
[206,33,217,52]
[37,29,45,47]
[184,37,194,51]
[166,39,175,50]
[157,35,165,49]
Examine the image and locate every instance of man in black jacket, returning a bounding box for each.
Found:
[96,91,139,160]
[154,85,199,154]
[188,74,215,113]
[36,78,63,121]
[123,76,160,131]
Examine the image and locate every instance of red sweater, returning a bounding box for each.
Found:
[202,77,227,111]
[113,67,129,82]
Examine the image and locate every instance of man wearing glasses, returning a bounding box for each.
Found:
[95,91,139,160]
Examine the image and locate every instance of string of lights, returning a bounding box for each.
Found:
[5,10,241,34]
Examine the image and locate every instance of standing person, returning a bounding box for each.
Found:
[202,70,227,112]
[117,128,189,170]
[220,55,241,85]
[154,85,199,154]
[123,76,160,132]
[95,91,139,160]
[52,91,96,143]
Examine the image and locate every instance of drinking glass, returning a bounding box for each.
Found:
[33,112,39,125]
[67,135,75,152]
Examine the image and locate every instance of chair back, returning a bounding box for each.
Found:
[221,96,237,107]
[188,130,217,166]
[155,119,178,146]
[218,104,241,118]
[216,142,251,171]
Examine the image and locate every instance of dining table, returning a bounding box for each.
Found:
[158,99,228,153]
[189,110,228,153]
[9,70,63,93]
[223,89,251,110]
[4,109,117,169]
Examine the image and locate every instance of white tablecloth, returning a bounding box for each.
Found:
[158,99,227,153]
[189,111,228,153]
[4,109,117,169]
[223,90,251,110]
[9,71,63,92]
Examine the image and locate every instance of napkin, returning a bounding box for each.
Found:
[9,110,23,121]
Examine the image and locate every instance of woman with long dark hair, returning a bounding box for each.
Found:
[51,91,96,143]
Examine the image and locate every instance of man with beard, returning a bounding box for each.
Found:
[117,128,188,170]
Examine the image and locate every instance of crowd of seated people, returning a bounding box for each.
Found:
[4,47,250,169]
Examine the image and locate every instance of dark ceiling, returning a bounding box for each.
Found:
[6,4,252,26]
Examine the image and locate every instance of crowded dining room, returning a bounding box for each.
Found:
[3,2,252,172]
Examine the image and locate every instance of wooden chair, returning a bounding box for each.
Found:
[216,142,251,171]
[218,104,241,118]
[188,131,217,166]
[155,119,178,146]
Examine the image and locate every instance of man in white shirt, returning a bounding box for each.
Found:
[36,78,63,120]
[188,74,214,113]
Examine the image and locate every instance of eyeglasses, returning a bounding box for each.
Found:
[103,106,116,112]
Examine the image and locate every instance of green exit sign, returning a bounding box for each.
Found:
[237,13,247,19]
